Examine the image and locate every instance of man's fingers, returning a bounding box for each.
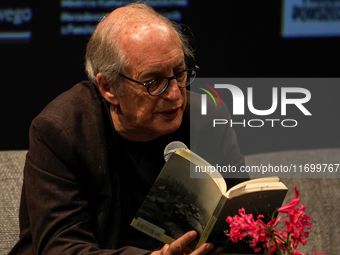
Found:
[166,231,197,255]
[161,231,219,255]
[151,244,170,255]
[207,246,224,255]
[162,244,170,253]
[192,243,214,255]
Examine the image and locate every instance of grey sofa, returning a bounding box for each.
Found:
[1,149,339,255]
[0,151,26,255]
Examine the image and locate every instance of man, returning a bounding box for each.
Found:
[10,3,245,255]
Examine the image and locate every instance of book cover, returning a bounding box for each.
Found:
[131,150,287,253]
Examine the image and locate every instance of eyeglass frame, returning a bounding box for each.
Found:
[118,66,199,96]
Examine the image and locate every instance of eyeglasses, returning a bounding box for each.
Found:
[119,66,199,96]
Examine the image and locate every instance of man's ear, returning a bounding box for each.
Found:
[96,73,119,106]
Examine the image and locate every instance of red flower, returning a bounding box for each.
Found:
[278,187,312,250]
[225,187,326,255]
[278,186,300,214]
[226,208,266,250]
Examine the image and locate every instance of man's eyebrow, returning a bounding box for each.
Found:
[178,60,186,67]
[141,62,186,80]
[142,72,161,80]
[137,70,164,82]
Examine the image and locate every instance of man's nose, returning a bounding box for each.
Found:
[162,79,182,100]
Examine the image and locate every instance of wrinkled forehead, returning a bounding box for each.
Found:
[107,5,174,36]
[119,22,179,51]
[105,6,184,70]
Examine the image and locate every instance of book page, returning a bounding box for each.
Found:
[132,152,224,250]
[177,149,227,194]
[226,177,281,198]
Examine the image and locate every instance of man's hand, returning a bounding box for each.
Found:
[151,231,223,255]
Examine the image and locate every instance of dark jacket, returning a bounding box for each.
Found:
[9,81,245,255]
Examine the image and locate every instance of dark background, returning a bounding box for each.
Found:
[1,0,339,155]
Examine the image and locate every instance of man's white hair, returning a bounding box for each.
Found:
[85,3,194,94]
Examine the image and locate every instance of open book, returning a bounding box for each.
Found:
[131,149,287,254]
